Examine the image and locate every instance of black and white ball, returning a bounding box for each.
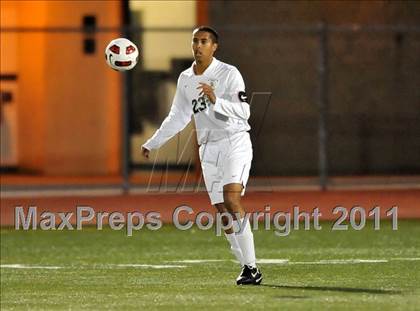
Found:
[105,38,139,71]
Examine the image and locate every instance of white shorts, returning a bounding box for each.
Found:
[199,131,253,205]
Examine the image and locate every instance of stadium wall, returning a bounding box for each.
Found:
[0,0,122,175]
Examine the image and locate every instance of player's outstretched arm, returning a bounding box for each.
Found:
[142,77,192,153]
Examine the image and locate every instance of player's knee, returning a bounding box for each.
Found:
[223,193,241,212]
[214,203,227,214]
[214,203,231,226]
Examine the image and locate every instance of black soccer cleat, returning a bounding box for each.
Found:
[236,265,263,285]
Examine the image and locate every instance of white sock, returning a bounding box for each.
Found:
[234,218,256,267]
[224,232,244,266]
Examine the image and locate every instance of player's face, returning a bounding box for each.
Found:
[192,31,218,63]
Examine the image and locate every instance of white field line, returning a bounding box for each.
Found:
[114,264,186,269]
[289,259,389,265]
[2,258,418,270]
[0,264,62,269]
[171,257,420,265]
[0,264,186,269]
[170,259,227,264]
[170,258,389,265]
[257,258,420,265]
[257,259,289,264]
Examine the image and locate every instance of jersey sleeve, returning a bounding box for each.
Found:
[213,68,250,120]
[142,77,192,150]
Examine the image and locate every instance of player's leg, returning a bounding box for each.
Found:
[222,183,245,218]
[199,150,245,267]
[214,202,244,265]
[223,183,262,285]
[223,183,255,268]
[221,132,261,285]
[214,203,234,234]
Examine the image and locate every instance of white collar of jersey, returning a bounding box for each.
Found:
[188,57,219,77]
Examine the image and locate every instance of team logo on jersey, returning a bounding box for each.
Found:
[209,79,217,90]
[238,91,248,102]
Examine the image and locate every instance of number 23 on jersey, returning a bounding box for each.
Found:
[192,96,207,114]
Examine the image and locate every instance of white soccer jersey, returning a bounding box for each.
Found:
[143,57,251,150]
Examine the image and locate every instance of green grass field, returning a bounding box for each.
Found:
[1,220,420,310]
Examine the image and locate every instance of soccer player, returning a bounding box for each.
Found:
[141,26,262,285]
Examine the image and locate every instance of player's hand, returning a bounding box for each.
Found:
[197,83,216,104]
[141,146,150,159]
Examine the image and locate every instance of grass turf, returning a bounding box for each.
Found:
[1,220,419,310]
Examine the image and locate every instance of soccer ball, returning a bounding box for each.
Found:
[105,38,139,71]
